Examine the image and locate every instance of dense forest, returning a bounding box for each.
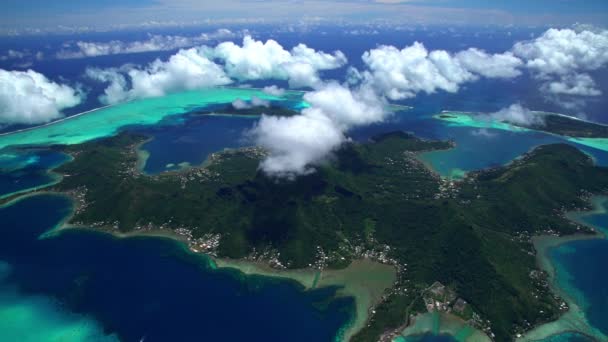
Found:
[50,130,608,341]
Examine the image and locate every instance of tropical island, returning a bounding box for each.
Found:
[195,103,300,117]
[436,111,608,140]
[10,124,604,342]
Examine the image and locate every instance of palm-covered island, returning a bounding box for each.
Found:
[2,7,608,341]
[9,116,604,341]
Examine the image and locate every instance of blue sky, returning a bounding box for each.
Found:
[1,0,608,32]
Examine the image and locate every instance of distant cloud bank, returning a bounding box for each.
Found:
[1,26,607,177]
[86,35,348,105]
[56,29,239,59]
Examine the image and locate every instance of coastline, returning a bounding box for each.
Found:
[36,188,396,342]
[4,98,608,342]
[516,234,605,342]
[0,86,305,140]
[213,257,398,342]
[0,105,114,138]
[399,311,491,342]
[518,196,608,342]
[0,151,72,201]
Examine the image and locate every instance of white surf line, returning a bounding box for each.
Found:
[0,105,114,137]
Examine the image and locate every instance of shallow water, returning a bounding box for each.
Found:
[420,113,608,178]
[1,89,607,341]
[549,197,608,338]
[0,88,302,151]
[535,332,595,342]
[0,261,118,342]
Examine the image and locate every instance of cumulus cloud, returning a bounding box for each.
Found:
[543,74,602,97]
[513,28,608,97]
[513,28,608,76]
[360,42,522,100]
[57,29,238,59]
[0,69,82,125]
[454,48,522,79]
[207,36,347,88]
[87,47,232,104]
[262,85,285,96]
[478,104,544,127]
[231,96,270,109]
[250,82,386,177]
[358,27,608,102]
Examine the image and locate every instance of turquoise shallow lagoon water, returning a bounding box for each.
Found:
[550,197,608,338]
[0,262,118,342]
[419,113,608,179]
[0,89,607,341]
[0,88,301,151]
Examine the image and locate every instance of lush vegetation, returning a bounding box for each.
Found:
[195,104,299,117]
[519,113,608,138]
[51,131,608,341]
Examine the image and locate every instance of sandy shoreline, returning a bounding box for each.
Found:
[519,195,608,342]
[516,233,605,342]
[41,188,396,342]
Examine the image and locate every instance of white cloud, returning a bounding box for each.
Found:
[478,104,543,126]
[262,85,285,96]
[231,96,270,109]
[360,42,522,100]
[0,69,82,125]
[454,48,522,79]
[543,74,602,97]
[359,27,608,103]
[513,28,608,76]
[513,28,608,98]
[231,98,249,109]
[85,68,130,104]
[251,82,386,177]
[253,112,344,177]
[57,29,238,59]
[207,36,347,88]
[0,49,43,62]
[471,128,496,138]
[87,47,232,104]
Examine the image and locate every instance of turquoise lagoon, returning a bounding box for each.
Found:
[421,112,608,179]
[1,89,607,341]
[0,88,303,151]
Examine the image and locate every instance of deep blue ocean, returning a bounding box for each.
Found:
[552,199,608,338]
[0,194,354,341]
[1,25,608,341]
[0,148,69,198]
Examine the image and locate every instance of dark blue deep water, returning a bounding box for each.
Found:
[550,199,608,338]
[1,26,608,341]
[0,149,69,198]
[551,239,608,336]
[0,194,354,341]
[137,114,257,174]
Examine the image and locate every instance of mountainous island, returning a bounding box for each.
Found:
[19,125,606,342]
